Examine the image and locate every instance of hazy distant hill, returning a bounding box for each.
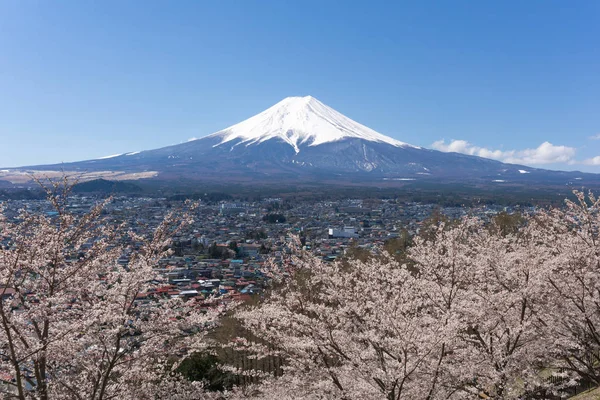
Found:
[72,179,142,194]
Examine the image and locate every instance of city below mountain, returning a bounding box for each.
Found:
[1,96,598,189]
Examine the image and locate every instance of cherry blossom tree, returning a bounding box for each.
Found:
[0,179,220,400]
[411,218,554,398]
[232,214,579,399]
[233,244,453,399]
[533,191,600,388]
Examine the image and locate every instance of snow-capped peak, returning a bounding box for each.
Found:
[205,96,418,153]
[97,153,123,159]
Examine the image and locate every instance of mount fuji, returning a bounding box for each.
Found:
[2,96,597,187]
[205,96,416,153]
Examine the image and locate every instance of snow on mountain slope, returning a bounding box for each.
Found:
[203,96,418,153]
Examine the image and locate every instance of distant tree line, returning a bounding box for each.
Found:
[262,213,286,224]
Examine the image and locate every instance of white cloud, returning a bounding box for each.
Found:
[583,156,600,165]
[431,140,577,165]
[589,134,600,140]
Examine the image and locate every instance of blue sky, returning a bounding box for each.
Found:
[1,1,599,170]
